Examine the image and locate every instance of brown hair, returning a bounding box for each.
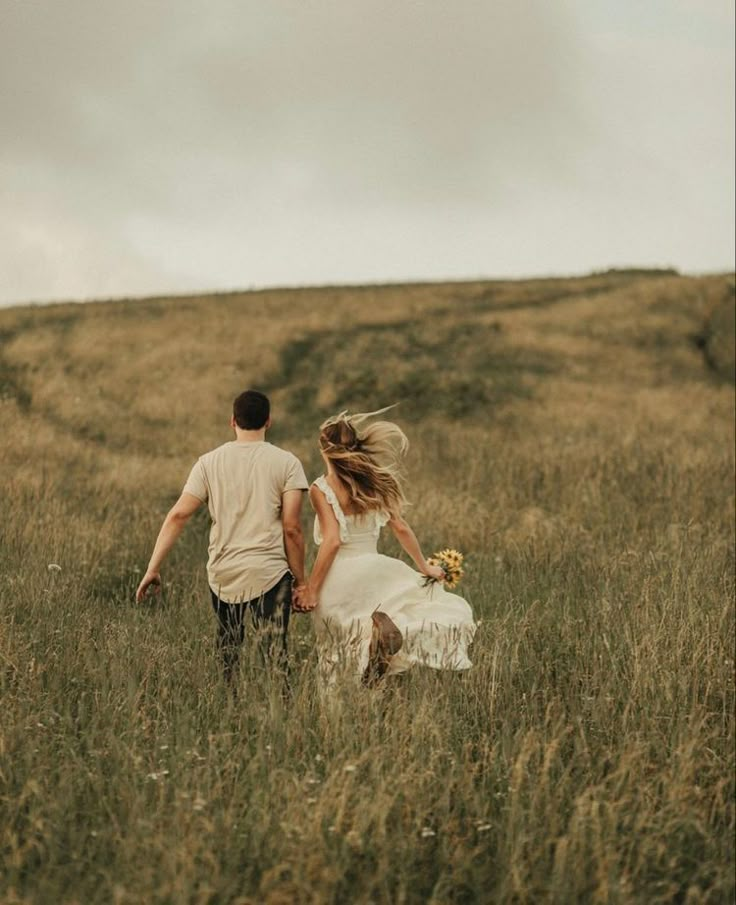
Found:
[319,409,409,517]
[233,390,270,430]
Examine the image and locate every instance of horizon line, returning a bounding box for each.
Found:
[2,263,734,312]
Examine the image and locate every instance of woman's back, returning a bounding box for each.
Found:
[312,475,388,555]
[322,473,361,515]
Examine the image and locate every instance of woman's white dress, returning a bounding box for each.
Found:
[311,476,477,681]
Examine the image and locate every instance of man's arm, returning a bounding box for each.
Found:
[281,489,306,587]
[135,492,203,601]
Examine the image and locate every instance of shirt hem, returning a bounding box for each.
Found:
[208,568,291,605]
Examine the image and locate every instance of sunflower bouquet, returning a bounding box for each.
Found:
[422,548,465,589]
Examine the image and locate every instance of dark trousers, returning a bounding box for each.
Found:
[210,572,292,683]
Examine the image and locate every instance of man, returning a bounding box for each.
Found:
[135,390,309,681]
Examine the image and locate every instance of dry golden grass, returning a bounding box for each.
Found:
[0,269,734,903]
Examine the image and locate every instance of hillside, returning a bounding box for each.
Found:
[1,269,734,904]
[2,268,733,467]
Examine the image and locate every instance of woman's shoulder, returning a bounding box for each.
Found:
[310,475,341,505]
[313,474,363,516]
[310,474,333,498]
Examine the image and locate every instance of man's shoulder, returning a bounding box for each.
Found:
[266,443,303,464]
[198,442,302,466]
[197,442,233,465]
[267,444,309,488]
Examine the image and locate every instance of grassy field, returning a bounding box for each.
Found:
[1,269,734,904]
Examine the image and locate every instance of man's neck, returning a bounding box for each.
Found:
[233,428,267,443]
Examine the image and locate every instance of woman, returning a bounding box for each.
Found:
[296,408,477,685]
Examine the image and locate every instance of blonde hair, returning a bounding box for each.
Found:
[319,407,409,518]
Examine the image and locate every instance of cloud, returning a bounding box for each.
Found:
[0,1,733,304]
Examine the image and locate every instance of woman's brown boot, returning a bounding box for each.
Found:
[362,610,403,686]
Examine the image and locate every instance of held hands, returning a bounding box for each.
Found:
[292,583,318,613]
[135,570,161,602]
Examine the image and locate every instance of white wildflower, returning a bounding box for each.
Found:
[420,827,436,838]
[47,563,62,573]
[343,764,357,773]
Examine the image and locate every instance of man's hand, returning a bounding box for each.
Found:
[136,570,161,602]
[135,493,201,604]
[292,584,317,613]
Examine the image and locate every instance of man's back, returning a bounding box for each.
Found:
[183,440,308,602]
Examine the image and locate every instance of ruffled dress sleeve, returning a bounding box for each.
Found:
[312,476,349,544]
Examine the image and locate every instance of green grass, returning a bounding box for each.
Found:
[0,270,734,903]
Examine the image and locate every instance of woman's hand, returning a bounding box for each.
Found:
[423,563,446,582]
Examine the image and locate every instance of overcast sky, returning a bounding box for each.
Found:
[1,0,733,306]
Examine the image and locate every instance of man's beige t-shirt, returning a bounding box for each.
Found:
[182,441,308,603]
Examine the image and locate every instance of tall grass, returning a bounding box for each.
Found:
[1,271,734,903]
